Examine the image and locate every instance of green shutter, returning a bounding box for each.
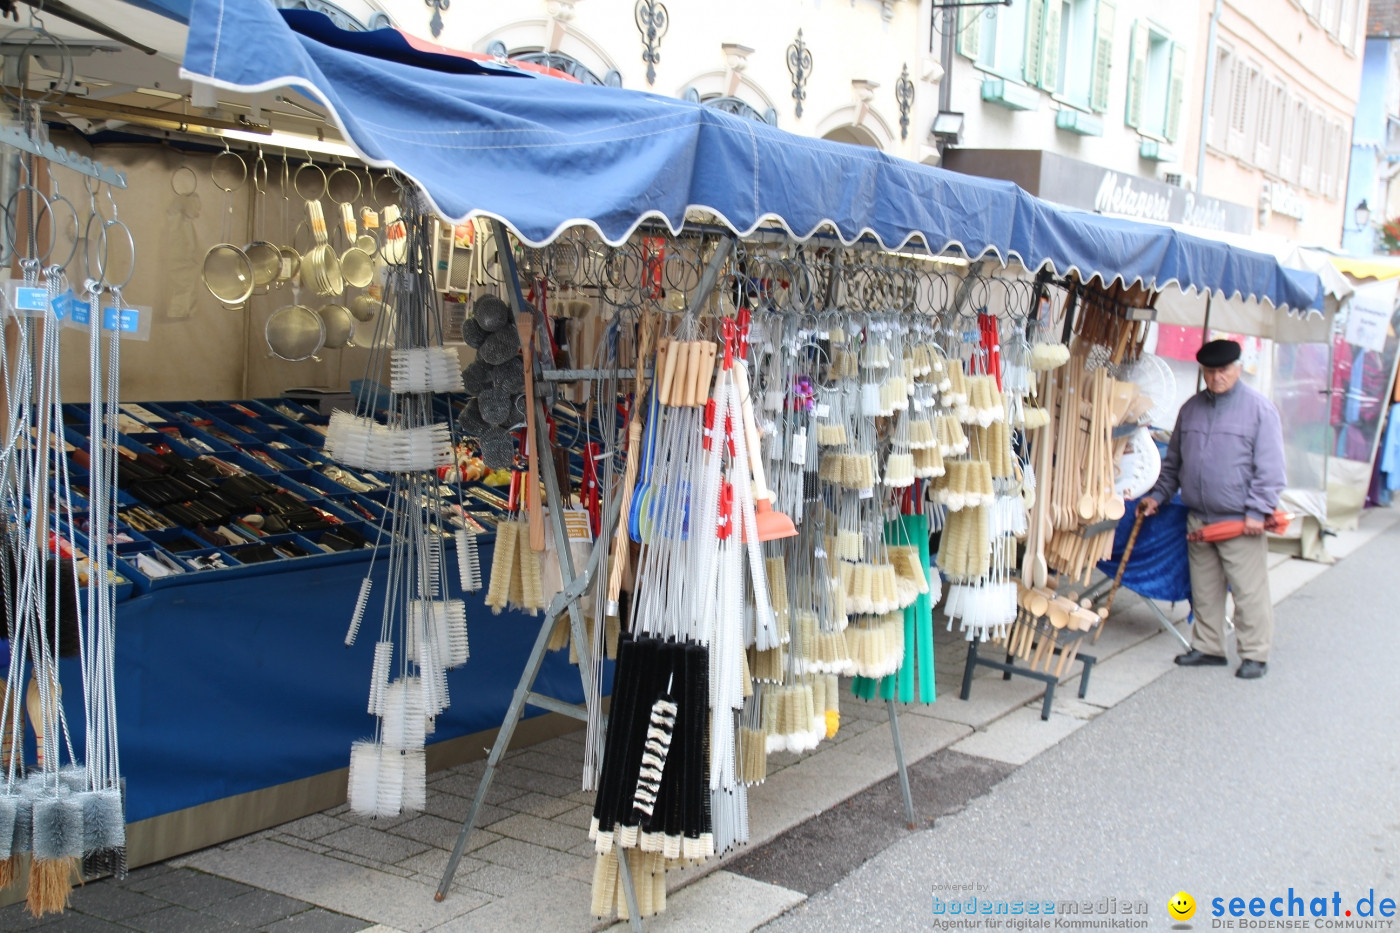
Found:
[1024,0,1046,86]
[1090,0,1116,113]
[1164,41,1186,142]
[1040,0,1063,91]
[1124,19,1149,128]
[957,3,982,60]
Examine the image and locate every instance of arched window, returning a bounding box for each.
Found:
[485,42,622,87]
[269,0,391,31]
[682,88,778,126]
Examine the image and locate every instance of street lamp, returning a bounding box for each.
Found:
[1353,199,1372,231]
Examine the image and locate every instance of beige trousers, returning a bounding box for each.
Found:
[1186,514,1274,662]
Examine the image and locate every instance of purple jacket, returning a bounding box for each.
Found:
[1146,381,1286,523]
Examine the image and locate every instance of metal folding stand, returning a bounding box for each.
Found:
[958,634,1096,721]
[436,224,645,930]
[885,699,917,828]
[1079,575,1191,650]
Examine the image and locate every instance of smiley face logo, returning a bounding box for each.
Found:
[1168,891,1197,922]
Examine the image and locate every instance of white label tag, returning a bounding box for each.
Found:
[859,486,873,499]
[815,402,830,418]
[790,429,806,466]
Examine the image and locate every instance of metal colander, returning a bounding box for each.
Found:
[266,305,325,362]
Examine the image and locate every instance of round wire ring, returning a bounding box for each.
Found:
[252,153,269,195]
[0,27,74,107]
[171,165,198,197]
[5,184,55,266]
[95,217,136,292]
[327,164,362,205]
[210,148,248,193]
[46,188,81,272]
[292,160,327,202]
[370,171,400,207]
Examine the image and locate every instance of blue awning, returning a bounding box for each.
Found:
[180,0,1322,312]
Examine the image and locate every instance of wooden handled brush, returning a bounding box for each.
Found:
[518,311,545,552]
[606,312,656,615]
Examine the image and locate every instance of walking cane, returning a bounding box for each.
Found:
[1094,509,1146,644]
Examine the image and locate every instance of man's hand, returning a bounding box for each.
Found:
[1242,516,1266,536]
[1136,498,1159,518]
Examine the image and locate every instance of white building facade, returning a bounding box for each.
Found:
[366,0,943,162]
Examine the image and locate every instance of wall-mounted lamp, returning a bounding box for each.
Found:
[1353,199,1372,231]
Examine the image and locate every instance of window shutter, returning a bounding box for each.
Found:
[1227,59,1248,155]
[1241,66,1261,160]
[1040,0,1063,91]
[1124,20,1149,128]
[1090,0,1115,112]
[1164,41,1186,142]
[1208,45,1233,149]
[1338,121,1353,199]
[958,4,982,60]
[1024,0,1045,86]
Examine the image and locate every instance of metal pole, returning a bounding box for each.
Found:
[885,699,917,829]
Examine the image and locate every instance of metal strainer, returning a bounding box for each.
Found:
[266,305,326,362]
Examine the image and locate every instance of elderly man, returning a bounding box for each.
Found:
[1137,339,1286,680]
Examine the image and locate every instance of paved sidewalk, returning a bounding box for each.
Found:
[2,509,1392,933]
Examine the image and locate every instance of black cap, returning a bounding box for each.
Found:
[1196,339,1241,368]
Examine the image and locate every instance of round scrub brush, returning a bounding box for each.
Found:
[478,385,514,426]
[472,294,511,332]
[461,317,489,348]
[479,427,516,470]
[461,360,493,395]
[491,359,527,393]
[478,328,520,366]
[457,399,489,436]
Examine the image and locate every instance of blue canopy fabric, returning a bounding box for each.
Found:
[180,0,1322,312]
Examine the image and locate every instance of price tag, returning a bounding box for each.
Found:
[815,402,830,418]
[790,428,807,466]
[102,306,140,333]
[10,285,48,316]
[859,486,873,499]
[70,298,91,326]
[562,508,593,542]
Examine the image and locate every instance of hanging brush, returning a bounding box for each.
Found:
[455,529,482,592]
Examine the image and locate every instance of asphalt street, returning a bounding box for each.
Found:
[756,522,1400,931]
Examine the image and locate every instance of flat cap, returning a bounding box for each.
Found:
[1196,339,1241,368]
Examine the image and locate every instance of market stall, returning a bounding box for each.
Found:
[0,0,1327,924]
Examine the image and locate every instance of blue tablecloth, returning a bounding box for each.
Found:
[25,543,592,824]
[1095,495,1193,604]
